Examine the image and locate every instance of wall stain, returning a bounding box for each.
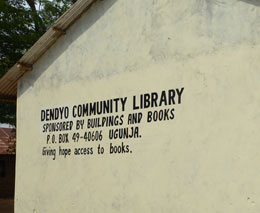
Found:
[239,0,260,7]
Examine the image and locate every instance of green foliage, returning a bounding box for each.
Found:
[0,0,40,77]
[0,102,16,126]
[0,0,75,125]
[39,0,73,28]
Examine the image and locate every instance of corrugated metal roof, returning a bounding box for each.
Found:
[0,128,16,154]
[0,0,97,102]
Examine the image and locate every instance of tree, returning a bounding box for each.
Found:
[0,0,76,126]
[0,102,16,126]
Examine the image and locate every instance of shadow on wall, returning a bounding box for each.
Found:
[239,0,260,7]
[18,0,118,99]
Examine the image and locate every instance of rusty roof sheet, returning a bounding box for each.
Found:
[0,0,97,102]
[0,128,16,154]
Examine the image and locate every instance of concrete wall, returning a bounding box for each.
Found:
[0,155,15,198]
[17,0,260,212]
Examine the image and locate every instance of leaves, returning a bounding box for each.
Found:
[0,102,16,126]
[0,0,75,125]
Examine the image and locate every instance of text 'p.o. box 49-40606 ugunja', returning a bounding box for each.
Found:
[1,0,260,212]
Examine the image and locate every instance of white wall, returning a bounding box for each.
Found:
[16,0,260,212]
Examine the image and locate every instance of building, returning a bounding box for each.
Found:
[0,0,260,212]
[0,127,16,154]
[0,127,16,198]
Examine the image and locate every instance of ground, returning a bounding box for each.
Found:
[0,199,14,213]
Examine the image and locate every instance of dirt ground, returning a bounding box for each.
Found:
[0,199,14,213]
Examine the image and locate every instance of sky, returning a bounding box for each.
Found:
[0,123,14,128]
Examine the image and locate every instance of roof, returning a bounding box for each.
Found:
[0,0,97,102]
[0,128,16,154]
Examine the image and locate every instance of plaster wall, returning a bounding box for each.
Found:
[16,0,260,212]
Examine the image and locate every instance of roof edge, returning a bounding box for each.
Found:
[0,0,98,102]
[0,95,16,102]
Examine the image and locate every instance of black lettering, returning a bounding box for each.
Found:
[176,87,184,104]
[41,110,46,121]
[133,96,139,110]
[151,92,158,107]
[159,91,167,106]
[168,90,175,105]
